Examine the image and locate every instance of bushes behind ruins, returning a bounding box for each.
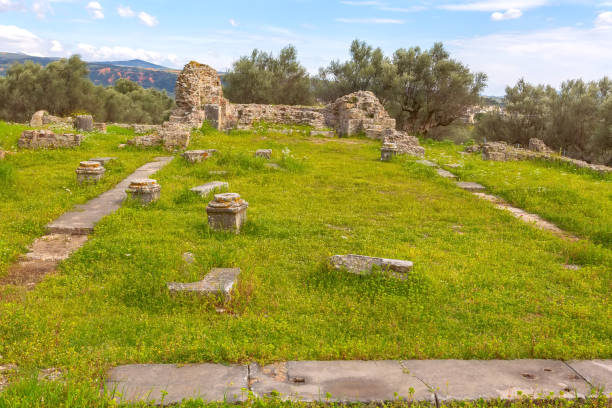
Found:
[0,55,174,124]
[475,78,612,166]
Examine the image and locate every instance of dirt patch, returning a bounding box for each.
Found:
[1,260,58,287]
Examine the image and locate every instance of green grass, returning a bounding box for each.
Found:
[0,121,160,277]
[423,140,612,247]
[0,124,611,403]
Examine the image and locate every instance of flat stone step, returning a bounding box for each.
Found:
[105,359,608,405]
[250,361,434,402]
[566,360,612,394]
[401,359,591,401]
[416,159,437,167]
[330,254,413,278]
[47,157,173,235]
[167,268,240,298]
[473,192,579,241]
[106,364,248,404]
[437,168,457,178]
[190,181,228,196]
[456,181,486,192]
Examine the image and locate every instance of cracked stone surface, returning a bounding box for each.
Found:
[474,193,579,241]
[566,360,612,394]
[190,181,228,197]
[330,254,413,276]
[106,364,248,404]
[416,159,437,167]
[437,169,457,179]
[250,361,434,402]
[22,234,89,262]
[456,181,486,192]
[167,268,240,298]
[401,360,590,401]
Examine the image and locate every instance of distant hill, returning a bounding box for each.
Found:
[0,52,180,96]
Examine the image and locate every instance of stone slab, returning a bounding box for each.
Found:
[250,361,434,402]
[401,360,590,401]
[47,157,173,234]
[190,181,228,197]
[416,159,437,168]
[167,268,240,298]
[456,181,486,192]
[437,169,457,179]
[106,364,248,404]
[330,254,413,276]
[89,157,117,165]
[567,360,612,394]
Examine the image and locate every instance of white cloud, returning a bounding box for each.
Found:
[0,24,43,53]
[440,0,547,11]
[76,43,175,65]
[0,0,24,12]
[31,0,52,18]
[117,5,134,17]
[229,18,238,27]
[138,11,158,27]
[50,39,63,52]
[491,8,523,20]
[336,17,404,23]
[449,20,612,94]
[86,1,104,19]
[595,11,612,27]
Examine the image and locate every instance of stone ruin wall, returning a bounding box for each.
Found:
[160,61,422,153]
[468,139,612,174]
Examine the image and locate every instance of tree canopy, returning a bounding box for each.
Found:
[0,55,174,124]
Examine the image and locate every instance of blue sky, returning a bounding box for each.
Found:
[1,0,612,94]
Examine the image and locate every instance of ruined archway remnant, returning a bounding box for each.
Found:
[160,61,424,157]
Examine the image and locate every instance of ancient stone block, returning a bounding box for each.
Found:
[93,122,107,133]
[30,110,73,127]
[437,169,457,179]
[182,149,217,163]
[191,181,228,196]
[18,130,84,149]
[382,129,425,157]
[89,157,117,166]
[456,181,486,192]
[167,267,241,299]
[380,142,398,161]
[528,138,553,154]
[126,134,161,147]
[330,254,413,276]
[76,161,105,184]
[126,179,161,204]
[74,115,94,132]
[132,124,161,134]
[464,145,482,153]
[206,193,248,233]
[255,149,272,159]
[325,91,396,137]
[160,123,190,151]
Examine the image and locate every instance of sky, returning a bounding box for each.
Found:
[1,0,612,94]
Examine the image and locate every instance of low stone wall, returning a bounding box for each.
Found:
[133,124,161,134]
[29,110,73,128]
[18,130,84,149]
[473,139,612,174]
[228,104,326,130]
[382,129,425,157]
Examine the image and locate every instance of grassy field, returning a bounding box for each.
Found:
[0,123,611,403]
[424,140,612,248]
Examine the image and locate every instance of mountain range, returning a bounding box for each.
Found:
[0,52,180,96]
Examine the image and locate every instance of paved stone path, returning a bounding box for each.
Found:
[106,359,612,404]
[421,161,578,241]
[1,157,173,287]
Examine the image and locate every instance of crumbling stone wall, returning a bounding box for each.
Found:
[18,130,84,149]
[381,129,425,157]
[324,91,396,138]
[159,61,423,155]
[29,110,73,128]
[227,104,326,129]
[473,139,611,174]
